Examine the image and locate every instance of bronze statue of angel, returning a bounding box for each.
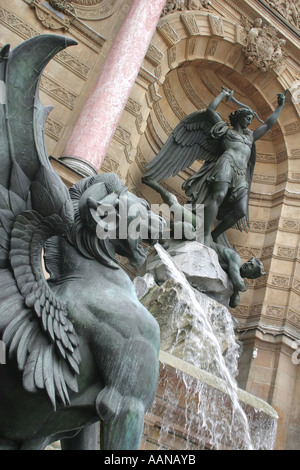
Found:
[144,86,286,246]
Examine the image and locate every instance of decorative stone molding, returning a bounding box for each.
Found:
[241,17,287,72]
[206,39,219,56]
[163,77,187,120]
[101,154,122,178]
[264,0,300,30]
[249,304,263,316]
[177,68,207,109]
[0,5,41,40]
[29,0,105,51]
[40,73,77,109]
[180,12,201,36]
[125,97,142,118]
[66,0,123,21]
[146,44,165,66]
[168,45,177,69]
[45,116,64,141]
[0,6,91,79]
[153,102,173,136]
[287,308,300,331]
[284,120,300,135]
[281,218,300,232]
[48,0,77,16]
[146,114,164,151]
[161,0,211,17]
[157,21,181,46]
[261,246,274,259]
[135,146,148,174]
[256,153,276,163]
[114,125,133,163]
[249,218,279,233]
[235,246,262,259]
[55,49,91,80]
[271,274,291,289]
[292,277,300,294]
[233,304,249,317]
[265,305,285,318]
[208,15,224,37]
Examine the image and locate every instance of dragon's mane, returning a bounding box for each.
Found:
[69,173,127,268]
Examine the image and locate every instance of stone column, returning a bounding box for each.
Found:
[63,0,166,172]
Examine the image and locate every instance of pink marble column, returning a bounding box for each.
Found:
[63,0,166,171]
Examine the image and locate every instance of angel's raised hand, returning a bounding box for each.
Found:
[277,92,286,107]
[221,86,234,98]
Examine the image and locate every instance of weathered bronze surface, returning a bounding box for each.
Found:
[0,35,162,450]
[144,87,285,246]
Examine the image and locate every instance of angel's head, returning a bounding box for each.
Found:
[229,108,255,130]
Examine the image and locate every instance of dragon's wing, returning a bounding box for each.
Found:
[144,108,223,181]
[0,36,81,409]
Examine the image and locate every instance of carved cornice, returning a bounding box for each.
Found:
[28,0,105,51]
[67,0,123,21]
[101,154,122,178]
[113,125,133,163]
[163,76,186,120]
[161,0,212,17]
[0,6,91,79]
[40,73,78,109]
[258,0,300,33]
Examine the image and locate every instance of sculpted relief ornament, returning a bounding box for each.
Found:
[242,17,287,72]
[265,0,300,30]
[161,0,211,16]
[47,0,123,20]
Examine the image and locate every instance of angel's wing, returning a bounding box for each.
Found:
[144,108,224,181]
[0,35,81,410]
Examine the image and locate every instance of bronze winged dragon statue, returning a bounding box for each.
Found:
[0,35,163,450]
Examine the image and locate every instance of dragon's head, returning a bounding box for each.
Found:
[69,173,164,269]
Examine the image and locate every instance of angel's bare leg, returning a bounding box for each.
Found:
[203,182,229,246]
[211,195,247,242]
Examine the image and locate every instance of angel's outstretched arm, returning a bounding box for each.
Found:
[207,87,233,112]
[253,92,286,142]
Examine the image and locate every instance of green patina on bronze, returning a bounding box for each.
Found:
[0,35,162,451]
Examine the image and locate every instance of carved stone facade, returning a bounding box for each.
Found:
[242,16,287,72]
[264,0,300,30]
[161,0,211,17]
[1,0,300,451]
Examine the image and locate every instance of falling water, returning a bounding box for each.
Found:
[152,243,255,450]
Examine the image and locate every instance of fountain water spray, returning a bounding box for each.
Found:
[146,243,263,450]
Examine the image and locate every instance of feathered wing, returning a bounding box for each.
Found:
[144,109,224,181]
[0,35,81,410]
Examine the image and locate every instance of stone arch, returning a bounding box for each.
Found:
[126,10,299,203]
[117,8,300,336]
